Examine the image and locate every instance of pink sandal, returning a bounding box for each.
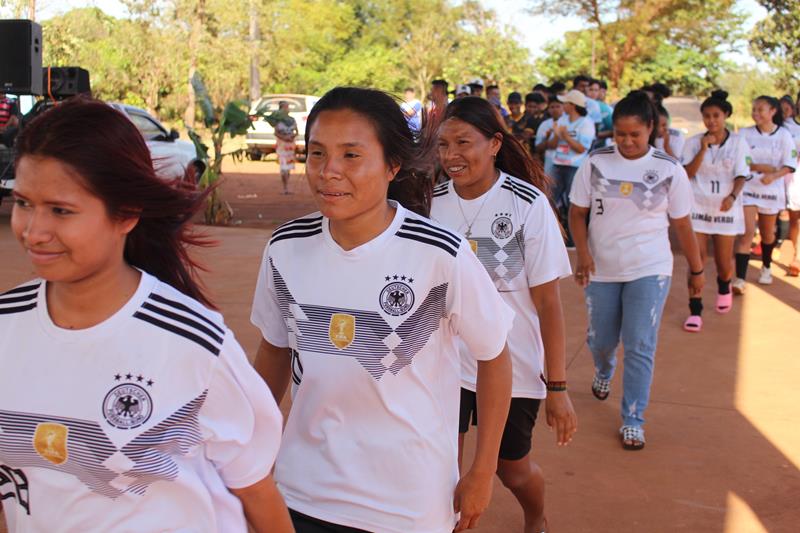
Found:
[683,315,703,333]
[716,292,733,314]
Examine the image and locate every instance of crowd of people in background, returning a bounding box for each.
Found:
[1,72,798,533]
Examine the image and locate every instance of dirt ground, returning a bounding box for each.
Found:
[2,116,800,531]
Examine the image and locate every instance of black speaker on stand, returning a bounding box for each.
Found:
[0,20,43,95]
[42,67,91,98]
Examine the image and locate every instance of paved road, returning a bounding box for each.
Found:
[1,161,798,531]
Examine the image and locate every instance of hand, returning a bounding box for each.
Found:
[720,194,735,212]
[700,134,713,150]
[688,271,705,296]
[574,252,595,288]
[453,469,494,531]
[760,173,776,185]
[545,391,577,446]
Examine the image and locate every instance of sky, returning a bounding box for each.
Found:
[33,0,768,64]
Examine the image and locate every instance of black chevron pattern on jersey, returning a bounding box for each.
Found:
[0,410,121,498]
[269,215,324,245]
[501,177,540,204]
[271,262,448,380]
[472,228,526,285]
[0,282,40,315]
[133,293,224,356]
[590,163,673,210]
[396,216,460,257]
[119,392,206,495]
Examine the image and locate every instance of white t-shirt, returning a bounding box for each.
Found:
[535,118,556,171]
[553,115,595,168]
[250,202,514,533]
[740,125,797,212]
[655,128,686,160]
[783,118,800,210]
[570,145,693,282]
[681,131,751,235]
[431,173,571,399]
[0,272,282,533]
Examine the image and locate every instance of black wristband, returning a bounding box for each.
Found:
[690,269,704,276]
[727,193,737,200]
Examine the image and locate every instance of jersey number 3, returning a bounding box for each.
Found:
[595,198,604,215]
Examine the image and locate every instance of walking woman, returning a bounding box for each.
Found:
[782,93,800,276]
[569,91,703,450]
[251,87,513,533]
[0,98,291,532]
[431,96,577,533]
[734,96,796,289]
[654,104,685,160]
[681,90,750,331]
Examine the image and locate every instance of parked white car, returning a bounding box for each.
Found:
[245,94,320,160]
[110,103,206,182]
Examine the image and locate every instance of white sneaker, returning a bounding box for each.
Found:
[732,278,746,295]
[758,267,773,285]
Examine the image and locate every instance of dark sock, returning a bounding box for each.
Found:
[717,277,731,294]
[689,297,703,316]
[735,253,750,279]
[777,219,789,242]
[762,242,775,268]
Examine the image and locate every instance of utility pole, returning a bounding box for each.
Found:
[249,0,261,103]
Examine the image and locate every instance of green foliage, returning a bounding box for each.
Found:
[750,0,800,95]
[717,67,781,129]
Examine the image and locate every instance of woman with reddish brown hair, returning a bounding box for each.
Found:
[0,97,292,533]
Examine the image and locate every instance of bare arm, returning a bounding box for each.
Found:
[670,215,705,295]
[568,205,594,287]
[761,165,794,185]
[230,474,294,533]
[684,141,708,179]
[562,133,587,154]
[254,338,293,404]
[453,347,512,531]
[530,280,576,446]
[750,163,777,173]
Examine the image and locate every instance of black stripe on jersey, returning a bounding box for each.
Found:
[652,150,679,165]
[401,217,461,248]
[148,293,225,336]
[396,231,458,257]
[141,302,224,344]
[0,291,37,306]
[432,189,450,198]
[133,312,221,356]
[270,227,323,245]
[0,302,37,315]
[433,182,450,197]
[505,177,540,199]
[272,215,324,237]
[501,182,537,204]
[590,146,615,156]
[1,282,41,297]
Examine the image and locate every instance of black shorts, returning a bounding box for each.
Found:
[289,509,371,533]
[458,387,541,461]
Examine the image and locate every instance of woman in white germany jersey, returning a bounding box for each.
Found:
[680,90,750,331]
[0,98,291,532]
[569,91,704,450]
[251,87,514,533]
[735,96,796,288]
[431,97,577,533]
[781,93,800,276]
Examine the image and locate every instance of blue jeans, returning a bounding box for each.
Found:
[585,275,672,428]
[550,164,578,211]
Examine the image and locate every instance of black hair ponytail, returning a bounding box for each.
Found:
[701,90,733,116]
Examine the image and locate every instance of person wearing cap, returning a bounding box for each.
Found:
[454,84,471,99]
[487,84,509,119]
[505,91,527,141]
[536,96,565,177]
[547,89,596,245]
[469,77,484,98]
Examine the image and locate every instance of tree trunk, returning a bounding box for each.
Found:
[249,0,261,104]
[184,0,205,129]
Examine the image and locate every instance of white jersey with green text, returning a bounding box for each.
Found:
[740,125,797,214]
[430,173,571,399]
[0,272,283,532]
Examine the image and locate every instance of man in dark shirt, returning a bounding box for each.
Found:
[0,94,19,132]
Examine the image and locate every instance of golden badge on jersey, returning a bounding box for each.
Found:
[619,182,634,197]
[469,240,478,254]
[329,313,356,350]
[33,422,69,465]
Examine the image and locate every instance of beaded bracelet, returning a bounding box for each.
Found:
[546,381,567,392]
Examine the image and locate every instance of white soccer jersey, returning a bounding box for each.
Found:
[430,173,571,399]
[0,272,282,533]
[681,131,751,235]
[783,119,800,210]
[655,128,686,160]
[740,125,797,213]
[570,145,693,282]
[250,202,514,533]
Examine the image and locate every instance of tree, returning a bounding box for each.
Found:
[529,0,745,95]
[750,0,800,94]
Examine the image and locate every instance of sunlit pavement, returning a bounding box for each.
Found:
[1,168,798,532]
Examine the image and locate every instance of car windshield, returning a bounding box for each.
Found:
[256,96,307,113]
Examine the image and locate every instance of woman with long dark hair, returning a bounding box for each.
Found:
[680,90,750,331]
[734,96,796,289]
[251,87,513,533]
[430,96,576,533]
[0,98,291,532]
[569,91,703,450]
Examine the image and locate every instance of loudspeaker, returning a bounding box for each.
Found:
[42,67,91,98]
[0,20,43,95]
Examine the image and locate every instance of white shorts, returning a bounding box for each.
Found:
[742,188,784,215]
[787,173,800,211]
